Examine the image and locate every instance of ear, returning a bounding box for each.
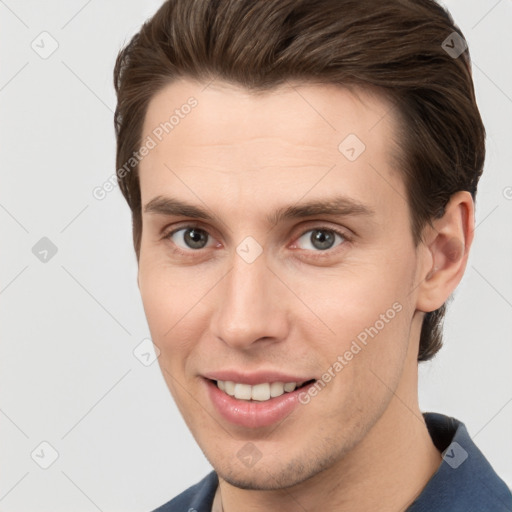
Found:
[415,191,475,313]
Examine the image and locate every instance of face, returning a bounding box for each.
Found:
[137,78,425,490]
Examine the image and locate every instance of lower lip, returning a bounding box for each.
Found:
[205,379,315,429]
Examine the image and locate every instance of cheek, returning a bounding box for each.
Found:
[290,254,414,397]
[295,262,409,341]
[138,258,204,352]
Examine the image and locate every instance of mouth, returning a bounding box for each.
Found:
[204,376,317,429]
[212,379,316,402]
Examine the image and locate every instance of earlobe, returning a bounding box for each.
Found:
[416,191,474,313]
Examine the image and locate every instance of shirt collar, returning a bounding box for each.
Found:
[406,412,512,511]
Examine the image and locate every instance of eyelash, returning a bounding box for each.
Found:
[290,226,350,259]
[162,223,351,259]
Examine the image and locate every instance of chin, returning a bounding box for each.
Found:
[219,466,309,491]
[213,447,341,491]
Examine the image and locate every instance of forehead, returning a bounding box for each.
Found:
[142,78,395,150]
[139,78,405,223]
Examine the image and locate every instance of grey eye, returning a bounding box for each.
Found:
[171,228,211,249]
[296,229,344,251]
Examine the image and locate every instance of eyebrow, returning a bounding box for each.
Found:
[268,196,375,225]
[143,195,375,225]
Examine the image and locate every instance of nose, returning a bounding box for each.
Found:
[210,251,290,350]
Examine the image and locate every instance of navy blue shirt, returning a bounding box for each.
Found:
[153,413,512,511]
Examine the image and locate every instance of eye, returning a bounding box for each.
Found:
[169,227,214,250]
[295,228,345,251]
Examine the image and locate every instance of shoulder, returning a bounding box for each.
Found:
[151,471,218,512]
[407,413,512,511]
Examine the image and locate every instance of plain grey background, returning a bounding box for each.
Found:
[1,0,511,510]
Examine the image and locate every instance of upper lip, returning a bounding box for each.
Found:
[203,370,315,385]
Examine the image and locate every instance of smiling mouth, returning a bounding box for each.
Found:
[212,379,316,402]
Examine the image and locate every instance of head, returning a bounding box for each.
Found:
[114,0,484,491]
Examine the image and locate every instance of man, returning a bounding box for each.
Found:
[113,0,512,510]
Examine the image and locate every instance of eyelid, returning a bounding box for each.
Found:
[162,221,215,240]
[290,224,352,247]
[161,223,222,256]
[160,221,352,256]
[159,227,220,264]
[171,227,216,248]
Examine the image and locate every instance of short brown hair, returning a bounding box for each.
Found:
[113,0,485,361]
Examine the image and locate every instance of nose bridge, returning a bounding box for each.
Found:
[211,251,287,348]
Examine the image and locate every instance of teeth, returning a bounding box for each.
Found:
[234,383,252,400]
[270,382,285,398]
[216,380,302,401]
[251,383,270,401]
[224,381,235,396]
[283,382,297,392]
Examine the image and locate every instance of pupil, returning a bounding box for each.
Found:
[185,229,207,249]
[311,230,335,250]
